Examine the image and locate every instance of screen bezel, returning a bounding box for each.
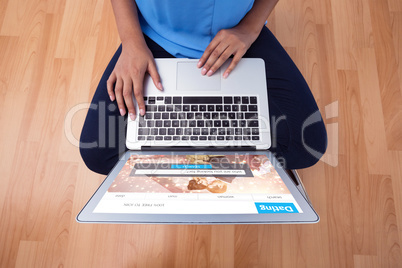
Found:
[77,151,319,224]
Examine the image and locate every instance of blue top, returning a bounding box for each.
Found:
[136,0,255,58]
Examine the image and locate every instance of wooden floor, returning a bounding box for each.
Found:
[1,0,401,267]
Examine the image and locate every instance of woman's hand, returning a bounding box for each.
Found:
[107,44,162,121]
[197,26,259,79]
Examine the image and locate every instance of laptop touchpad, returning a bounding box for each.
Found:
[176,62,221,91]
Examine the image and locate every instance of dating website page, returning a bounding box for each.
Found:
[94,154,303,214]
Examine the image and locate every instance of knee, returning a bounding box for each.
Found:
[273,112,327,169]
[290,115,328,169]
[79,145,112,175]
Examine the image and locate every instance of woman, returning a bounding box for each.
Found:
[80,0,327,175]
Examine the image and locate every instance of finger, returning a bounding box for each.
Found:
[208,47,233,76]
[198,38,220,69]
[132,74,146,116]
[114,78,126,116]
[122,78,136,121]
[202,43,229,76]
[107,72,117,101]
[148,61,163,90]
[223,52,244,79]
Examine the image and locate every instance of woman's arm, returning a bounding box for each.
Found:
[107,0,162,120]
[198,0,279,78]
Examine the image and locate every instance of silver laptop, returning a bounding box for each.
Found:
[126,58,271,150]
[77,59,319,224]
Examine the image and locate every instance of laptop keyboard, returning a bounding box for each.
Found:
[137,96,260,141]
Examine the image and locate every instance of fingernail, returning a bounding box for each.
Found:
[140,109,145,116]
[223,72,229,79]
[157,82,163,90]
[207,70,213,76]
[197,61,202,68]
[201,68,207,75]
[120,109,125,116]
[109,95,114,101]
[129,113,136,120]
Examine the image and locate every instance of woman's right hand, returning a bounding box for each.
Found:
[107,43,162,121]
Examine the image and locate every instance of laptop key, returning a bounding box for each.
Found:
[164,97,172,104]
[189,120,196,127]
[155,120,162,127]
[248,120,259,127]
[168,128,175,135]
[147,136,154,140]
[199,136,207,140]
[245,112,258,119]
[164,136,172,140]
[252,136,260,140]
[193,128,200,135]
[180,120,188,127]
[172,120,179,127]
[203,112,211,119]
[183,96,222,104]
[155,136,163,140]
[138,136,146,140]
[173,97,182,104]
[173,136,180,140]
[224,96,233,104]
[248,105,258,111]
[250,96,257,104]
[242,96,249,104]
[191,136,198,140]
[150,128,158,135]
[162,113,169,119]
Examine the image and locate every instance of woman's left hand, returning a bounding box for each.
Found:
[197,26,259,78]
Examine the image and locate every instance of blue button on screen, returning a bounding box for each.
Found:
[255,203,299,213]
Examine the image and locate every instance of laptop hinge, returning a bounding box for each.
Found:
[141,146,256,151]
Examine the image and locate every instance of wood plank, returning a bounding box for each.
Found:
[369,0,402,150]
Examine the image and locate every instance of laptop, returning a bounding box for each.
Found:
[77,58,319,224]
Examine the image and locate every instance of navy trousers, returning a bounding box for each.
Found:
[80,27,327,175]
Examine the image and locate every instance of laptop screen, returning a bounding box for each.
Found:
[93,154,303,215]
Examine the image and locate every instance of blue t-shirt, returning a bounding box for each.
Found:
[136,0,255,58]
